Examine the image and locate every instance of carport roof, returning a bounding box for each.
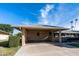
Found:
[13,25,69,31]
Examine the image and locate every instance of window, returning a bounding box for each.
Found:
[49,32,52,36]
[37,32,40,36]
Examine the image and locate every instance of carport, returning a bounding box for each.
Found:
[14,25,68,46]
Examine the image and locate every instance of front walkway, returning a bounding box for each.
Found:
[15,43,79,56]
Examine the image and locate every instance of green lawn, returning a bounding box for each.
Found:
[69,43,79,48]
[0,40,20,56]
[0,46,20,56]
[68,41,79,48]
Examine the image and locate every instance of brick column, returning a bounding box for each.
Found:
[22,28,26,46]
[59,30,62,43]
[52,32,54,41]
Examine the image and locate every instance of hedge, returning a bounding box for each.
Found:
[0,41,8,47]
[9,34,21,47]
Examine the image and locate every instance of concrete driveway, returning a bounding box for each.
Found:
[15,43,79,56]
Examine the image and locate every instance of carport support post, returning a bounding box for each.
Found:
[22,28,26,46]
[59,30,62,43]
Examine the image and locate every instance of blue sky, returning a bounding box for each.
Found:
[0,3,79,30]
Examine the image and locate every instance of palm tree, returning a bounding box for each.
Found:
[70,21,74,30]
[74,19,78,30]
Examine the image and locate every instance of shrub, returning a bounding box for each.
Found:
[0,41,8,47]
[9,34,21,47]
[16,33,22,46]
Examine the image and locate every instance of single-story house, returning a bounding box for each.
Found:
[14,25,69,46]
[0,30,9,41]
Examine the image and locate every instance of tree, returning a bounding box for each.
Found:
[74,19,78,30]
[0,24,13,33]
[70,21,74,30]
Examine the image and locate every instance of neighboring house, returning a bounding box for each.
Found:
[14,25,68,46]
[54,30,79,42]
[55,30,79,38]
[57,30,79,38]
[0,30,9,41]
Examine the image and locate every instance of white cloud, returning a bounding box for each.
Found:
[38,4,55,25]
[38,4,66,26]
[40,4,54,18]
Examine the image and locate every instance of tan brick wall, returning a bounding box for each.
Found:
[26,30,52,41]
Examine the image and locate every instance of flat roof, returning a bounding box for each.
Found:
[13,25,69,31]
[56,30,79,34]
[61,30,79,34]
